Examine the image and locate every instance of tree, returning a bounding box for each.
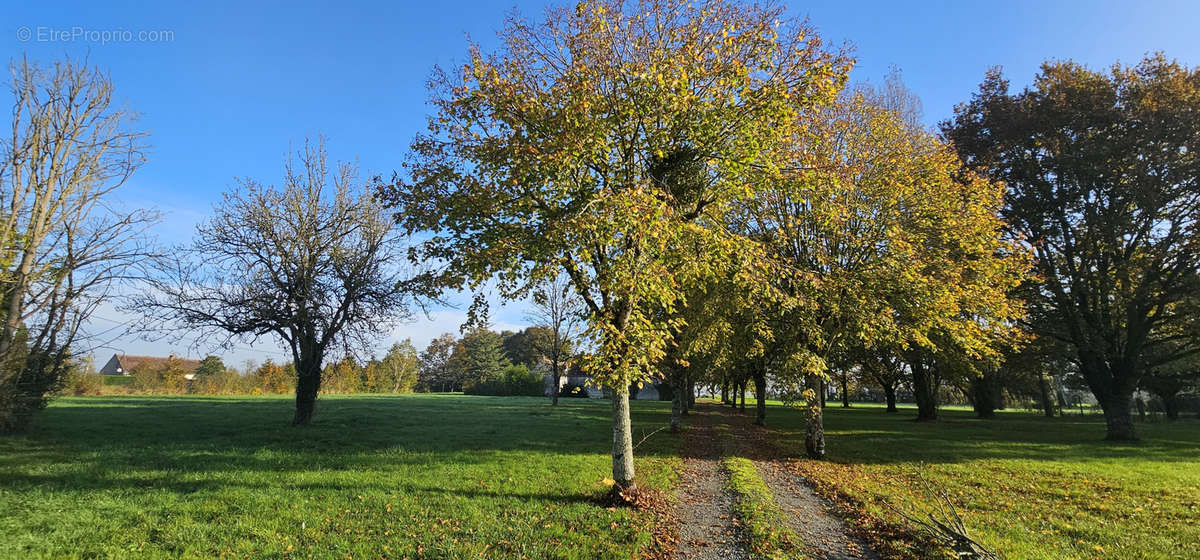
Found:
[322,357,362,394]
[191,363,245,395]
[1140,308,1200,420]
[736,78,1026,452]
[943,55,1200,440]
[859,348,906,413]
[501,327,554,370]
[137,138,426,425]
[0,57,158,431]
[418,333,458,392]
[1140,365,1198,421]
[160,356,192,394]
[195,355,225,377]
[456,328,510,387]
[379,339,420,393]
[385,0,848,489]
[254,360,292,394]
[526,275,582,405]
[129,356,190,394]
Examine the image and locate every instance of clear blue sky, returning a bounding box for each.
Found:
[3,0,1198,367]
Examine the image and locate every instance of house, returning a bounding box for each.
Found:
[99,354,203,380]
[545,361,662,400]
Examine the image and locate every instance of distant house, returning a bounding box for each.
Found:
[99,354,203,380]
[545,361,661,400]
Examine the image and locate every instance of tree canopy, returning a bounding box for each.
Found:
[942,54,1200,440]
[138,138,428,425]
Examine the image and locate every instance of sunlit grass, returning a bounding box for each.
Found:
[723,457,804,560]
[0,394,681,559]
[763,402,1200,560]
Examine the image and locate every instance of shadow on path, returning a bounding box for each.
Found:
[692,403,882,560]
[673,404,747,560]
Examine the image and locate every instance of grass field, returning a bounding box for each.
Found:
[763,402,1200,560]
[0,394,681,559]
[4,395,1197,560]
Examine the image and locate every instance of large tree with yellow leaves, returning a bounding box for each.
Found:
[385,0,848,489]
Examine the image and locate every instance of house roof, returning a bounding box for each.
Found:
[117,355,202,373]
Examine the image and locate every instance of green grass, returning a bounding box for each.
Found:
[763,402,1200,560]
[100,375,133,386]
[722,457,803,560]
[0,394,681,559]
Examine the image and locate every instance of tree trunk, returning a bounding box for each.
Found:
[805,375,824,459]
[739,381,746,412]
[819,379,827,408]
[1038,373,1055,418]
[721,381,729,405]
[971,375,996,419]
[670,375,683,432]
[611,390,636,488]
[911,359,938,421]
[293,371,321,425]
[1101,391,1137,441]
[551,362,561,406]
[687,377,696,410]
[884,384,898,413]
[840,375,850,408]
[680,375,690,416]
[1164,395,1179,421]
[753,367,767,426]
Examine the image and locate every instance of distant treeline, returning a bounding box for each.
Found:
[63,327,566,397]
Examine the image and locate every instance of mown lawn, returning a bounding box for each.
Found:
[0,394,681,559]
[763,402,1200,560]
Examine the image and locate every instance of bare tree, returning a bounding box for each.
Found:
[525,274,583,406]
[0,56,158,432]
[855,66,925,132]
[136,138,428,425]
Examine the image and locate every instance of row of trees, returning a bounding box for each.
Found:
[691,53,1200,440]
[386,0,1029,487]
[385,0,1200,488]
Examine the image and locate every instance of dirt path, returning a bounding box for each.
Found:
[673,406,747,560]
[753,459,882,560]
[673,403,880,560]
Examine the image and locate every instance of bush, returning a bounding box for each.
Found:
[191,368,248,395]
[101,375,134,387]
[464,365,544,397]
[0,332,69,432]
[246,360,293,394]
[61,370,103,396]
[130,364,163,393]
[129,358,191,394]
[97,375,134,395]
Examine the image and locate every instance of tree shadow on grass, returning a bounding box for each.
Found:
[760,403,1200,466]
[0,394,682,499]
[0,462,603,506]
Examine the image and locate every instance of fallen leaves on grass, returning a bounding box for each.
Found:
[789,460,952,560]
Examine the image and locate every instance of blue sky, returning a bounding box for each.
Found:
[3,0,1198,367]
